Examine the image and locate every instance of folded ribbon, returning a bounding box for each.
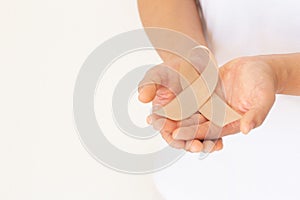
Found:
[154,46,241,127]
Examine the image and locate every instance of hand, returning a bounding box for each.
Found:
[138,58,224,153]
[173,56,278,144]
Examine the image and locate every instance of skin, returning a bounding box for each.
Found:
[137,0,300,153]
[138,0,223,152]
[137,0,207,60]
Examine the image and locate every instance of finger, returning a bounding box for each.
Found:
[213,139,224,151]
[138,67,162,91]
[177,112,207,127]
[202,140,217,153]
[138,66,163,103]
[152,87,176,107]
[185,138,223,153]
[173,121,240,140]
[146,114,161,125]
[161,131,186,149]
[151,117,176,132]
[185,140,203,153]
[240,92,275,134]
[149,114,184,149]
[149,114,178,137]
[138,64,183,103]
[172,121,212,140]
[146,115,152,124]
[138,84,157,103]
[222,119,240,135]
[240,106,270,134]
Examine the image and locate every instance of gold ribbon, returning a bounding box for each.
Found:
[154,46,241,127]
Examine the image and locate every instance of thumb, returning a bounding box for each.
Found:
[138,84,157,103]
[240,106,269,134]
[138,63,181,103]
[138,66,162,103]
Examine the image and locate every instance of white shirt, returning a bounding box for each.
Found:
[154,1,300,200]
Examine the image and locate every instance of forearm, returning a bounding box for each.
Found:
[137,0,206,62]
[263,53,300,95]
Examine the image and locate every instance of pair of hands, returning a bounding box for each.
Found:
[138,56,277,153]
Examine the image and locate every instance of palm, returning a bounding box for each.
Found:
[139,59,224,152]
[219,58,276,130]
[162,57,278,144]
[139,57,278,152]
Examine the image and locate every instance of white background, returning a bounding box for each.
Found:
[0,0,164,199]
[1,0,300,200]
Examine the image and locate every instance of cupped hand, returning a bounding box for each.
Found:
[173,56,278,144]
[138,58,224,153]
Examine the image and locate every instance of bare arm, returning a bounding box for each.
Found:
[137,0,206,62]
[263,53,300,96]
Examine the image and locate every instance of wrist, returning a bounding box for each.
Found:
[257,54,289,94]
